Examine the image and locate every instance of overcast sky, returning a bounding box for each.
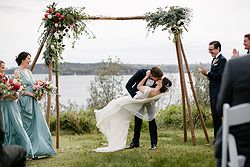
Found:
[1,0,250,67]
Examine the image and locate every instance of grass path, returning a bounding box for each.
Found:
[27,128,216,167]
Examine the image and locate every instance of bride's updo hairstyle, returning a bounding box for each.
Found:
[160,77,172,93]
[15,52,30,66]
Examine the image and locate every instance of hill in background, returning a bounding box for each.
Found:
[6,62,210,75]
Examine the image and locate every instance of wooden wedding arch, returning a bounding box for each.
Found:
[31,4,209,149]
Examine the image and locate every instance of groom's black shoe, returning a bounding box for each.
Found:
[149,144,157,150]
[126,142,139,149]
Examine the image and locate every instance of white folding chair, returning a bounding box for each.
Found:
[222,103,250,167]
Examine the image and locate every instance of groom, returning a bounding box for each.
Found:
[126,66,163,149]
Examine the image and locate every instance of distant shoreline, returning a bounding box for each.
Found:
[6,62,210,75]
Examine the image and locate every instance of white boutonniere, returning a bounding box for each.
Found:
[212,58,219,65]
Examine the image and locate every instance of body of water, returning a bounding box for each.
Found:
[33,74,133,108]
[33,73,191,109]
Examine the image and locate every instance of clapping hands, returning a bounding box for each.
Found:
[198,67,208,76]
[232,48,239,59]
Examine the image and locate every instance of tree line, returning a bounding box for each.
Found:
[6,62,210,75]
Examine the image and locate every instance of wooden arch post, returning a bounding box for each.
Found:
[179,39,210,142]
[32,14,210,149]
[174,34,196,145]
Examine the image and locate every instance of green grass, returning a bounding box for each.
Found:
[26,128,216,167]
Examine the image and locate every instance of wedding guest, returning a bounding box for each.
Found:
[199,41,227,144]
[0,60,33,158]
[231,33,250,58]
[215,54,250,167]
[0,96,26,167]
[126,66,163,149]
[14,52,56,158]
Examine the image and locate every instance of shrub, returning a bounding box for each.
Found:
[157,104,212,129]
[50,109,97,134]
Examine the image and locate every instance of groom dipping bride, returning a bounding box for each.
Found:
[94,66,172,152]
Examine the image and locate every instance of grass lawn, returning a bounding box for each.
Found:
[26,128,216,167]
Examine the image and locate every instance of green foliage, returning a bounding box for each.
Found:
[87,56,124,110]
[50,109,97,134]
[191,105,213,128]
[192,65,210,108]
[157,104,212,129]
[48,103,212,135]
[145,6,192,37]
[40,3,95,68]
[157,105,183,128]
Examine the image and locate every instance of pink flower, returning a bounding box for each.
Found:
[44,13,49,19]
[9,79,13,84]
[48,8,53,14]
[60,14,65,19]
[55,12,61,18]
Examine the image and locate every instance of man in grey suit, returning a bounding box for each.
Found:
[215,54,250,167]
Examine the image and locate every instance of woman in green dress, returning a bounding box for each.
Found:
[0,60,33,158]
[14,53,56,158]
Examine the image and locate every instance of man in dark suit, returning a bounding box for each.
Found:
[126,66,163,149]
[215,54,250,167]
[199,41,227,143]
[0,103,27,167]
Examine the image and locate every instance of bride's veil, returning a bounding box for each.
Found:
[122,93,167,121]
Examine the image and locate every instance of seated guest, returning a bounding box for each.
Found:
[0,104,27,167]
[215,54,250,167]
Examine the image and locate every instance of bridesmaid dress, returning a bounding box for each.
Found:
[17,69,56,157]
[0,98,34,158]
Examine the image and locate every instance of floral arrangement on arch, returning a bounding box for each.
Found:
[0,74,23,99]
[33,80,56,101]
[40,2,95,66]
[145,6,192,38]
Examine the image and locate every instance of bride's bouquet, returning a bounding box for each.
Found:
[0,74,23,99]
[33,80,56,100]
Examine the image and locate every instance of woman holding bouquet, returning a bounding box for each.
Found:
[0,60,33,158]
[14,52,56,158]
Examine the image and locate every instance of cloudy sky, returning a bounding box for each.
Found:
[1,0,250,68]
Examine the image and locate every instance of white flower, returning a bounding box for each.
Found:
[55,23,59,27]
[12,79,18,84]
[50,45,55,50]
[54,32,59,39]
[48,14,52,19]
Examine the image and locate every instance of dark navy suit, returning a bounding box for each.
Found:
[207,54,227,139]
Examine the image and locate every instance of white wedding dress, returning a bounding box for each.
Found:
[94,86,164,152]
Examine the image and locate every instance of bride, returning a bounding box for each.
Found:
[94,71,172,152]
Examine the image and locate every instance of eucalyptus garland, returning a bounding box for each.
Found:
[145,6,192,38]
[39,3,95,67]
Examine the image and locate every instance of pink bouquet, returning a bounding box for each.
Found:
[33,80,55,100]
[0,74,23,99]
